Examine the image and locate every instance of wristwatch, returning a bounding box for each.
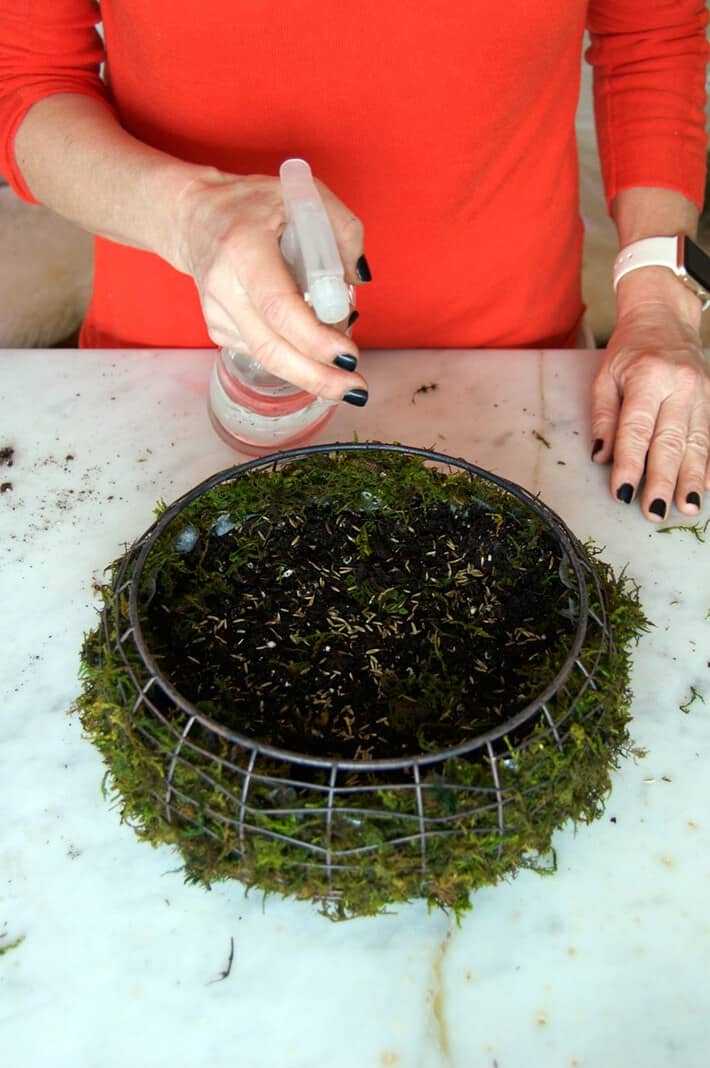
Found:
[612,234,710,310]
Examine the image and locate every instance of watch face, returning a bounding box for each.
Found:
[684,236,710,290]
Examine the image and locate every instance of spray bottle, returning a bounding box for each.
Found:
[208,159,353,455]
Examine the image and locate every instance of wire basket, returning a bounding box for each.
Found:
[80,443,642,917]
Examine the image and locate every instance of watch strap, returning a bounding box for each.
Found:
[613,236,679,291]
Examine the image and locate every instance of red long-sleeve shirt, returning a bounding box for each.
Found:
[0,1,707,350]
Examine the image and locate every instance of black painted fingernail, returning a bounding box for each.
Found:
[591,438,603,460]
[650,498,666,519]
[686,491,701,508]
[333,353,358,372]
[348,309,360,328]
[355,255,372,283]
[616,483,634,504]
[342,388,368,407]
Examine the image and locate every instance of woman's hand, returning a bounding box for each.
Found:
[172,170,370,404]
[14,97,371,402]
[590,268,709,521]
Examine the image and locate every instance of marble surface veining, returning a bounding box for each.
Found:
[0,348,709,1068]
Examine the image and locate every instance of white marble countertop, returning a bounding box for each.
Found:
[1,348,708,1068]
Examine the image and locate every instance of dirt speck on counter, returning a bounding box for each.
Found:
[532,429,551,449]
[411,382,438,404]
[0,445,15,467]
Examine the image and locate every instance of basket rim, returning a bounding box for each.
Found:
[120,441,592,772]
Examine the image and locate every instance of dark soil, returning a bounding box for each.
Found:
[142,497,574,761]
[411,382,438,404]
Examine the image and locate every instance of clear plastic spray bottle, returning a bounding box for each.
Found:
[208,159,353,455]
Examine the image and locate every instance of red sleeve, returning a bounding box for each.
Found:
[0,0,116,203]
[586,0,709,212]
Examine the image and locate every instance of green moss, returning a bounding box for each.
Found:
[679,686,705,714]
[74,448,648,919]
[0,935,25,958]
[657,519,709,543]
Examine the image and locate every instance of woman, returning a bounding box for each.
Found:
[1,0,708,520]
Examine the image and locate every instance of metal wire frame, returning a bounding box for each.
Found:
[101,442,614,884]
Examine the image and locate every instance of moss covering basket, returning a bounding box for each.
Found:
[76,443,647,918]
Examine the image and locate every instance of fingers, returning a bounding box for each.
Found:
[225,293,367,401]
[602,370,708,521]
[589,299,709,520]
[590,362,621,466]
[202,229,367,402]
[606,381,657,512]
[638,393,692,521]
[673,408,710,515]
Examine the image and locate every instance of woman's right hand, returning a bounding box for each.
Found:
[171,170,370,404]
[13,94,369,396]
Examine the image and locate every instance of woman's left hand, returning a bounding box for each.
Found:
[590,271,710,522]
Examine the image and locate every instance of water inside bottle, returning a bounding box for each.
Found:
[208,348,336,456]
